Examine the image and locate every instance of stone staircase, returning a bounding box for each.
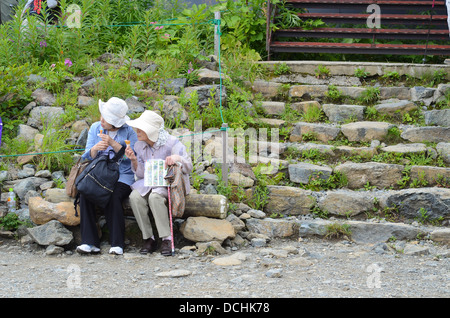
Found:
[215,60,450,244]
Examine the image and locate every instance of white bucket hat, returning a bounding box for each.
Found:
[126,110,164,142]
[98,97,130,128]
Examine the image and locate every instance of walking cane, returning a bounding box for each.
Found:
[167,185,175,256]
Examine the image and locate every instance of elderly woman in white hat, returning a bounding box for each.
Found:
[76,97,138,256]
[125,110,192,256]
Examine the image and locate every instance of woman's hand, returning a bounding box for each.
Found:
[93,140,109,152]
[125,146,136,161]
[99,133,114,146]
[165,155,182,167]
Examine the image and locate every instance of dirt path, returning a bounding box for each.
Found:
[0,236,448,301]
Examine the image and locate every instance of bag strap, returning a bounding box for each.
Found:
[111,145,126,164]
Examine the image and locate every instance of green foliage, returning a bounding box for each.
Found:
[354,68,370,79]
[325,85,344,103]
[0,64,33,140]
[358,87,380,106]
[273,62,291,76]
[0,213,24,231]
[324,223,352,240]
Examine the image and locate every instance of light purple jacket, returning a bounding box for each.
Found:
[131,135,192,199]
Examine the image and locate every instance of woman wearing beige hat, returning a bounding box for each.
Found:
[125,110,192,256]
[76,97,138,256]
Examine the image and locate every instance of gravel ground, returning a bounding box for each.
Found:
[0,236,449,301]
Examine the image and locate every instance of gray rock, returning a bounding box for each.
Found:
[155,270,192,278]
[298,218,331,237]
[379,187,450,220]
[348,220,421,244]
[341,121,395,142]
[404,244,430,256]
[265,269,282,278]
[322,104,365,123]
[31,88,55,106]
[247,209,266,219]
[184,84,227,108]
[290,122,341,142]
[411,86,435,101]
[26,220,73,246]
[380,143,427,154]
[249,80,282,98]
[288,162,333,184]
[436,142,450,164]
[45,245,64,255]
[27,74,47,84]
[27,106,65,129]
[334,162,404,189]
[77,96,95,107]
[246,218,299,239]
[375,100,417,116]
[160,97,188,123]
[14,179,36,200]
[76,128,88,148]
[260,101,285,116]
[16,124,39,142]
[125,96,146,115]
[318,190,376,217]
[18,165,36,179]
[401,126,450,143]
[265,185,316,216]
[251,238,267,247]
[158,78,186,95]
[424,109,450,127]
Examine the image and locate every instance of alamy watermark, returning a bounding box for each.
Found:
[366,263,383,289]
[176,120,281,174]
[66,264,81,289]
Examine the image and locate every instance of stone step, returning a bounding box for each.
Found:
[284,161,450,188]
[246,216,450,245]
[263,185,450,225]
[288,120,450,144]
[249,80,449,107]
[257,61,450,80]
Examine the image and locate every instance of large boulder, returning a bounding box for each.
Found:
[26,220,73,246]
[179,216,235,243]
[29,196,79,226]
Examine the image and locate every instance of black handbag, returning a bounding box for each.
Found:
[74,146,126,216]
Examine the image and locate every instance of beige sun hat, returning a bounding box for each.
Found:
[98,97,130,128]
[126,110,164,142]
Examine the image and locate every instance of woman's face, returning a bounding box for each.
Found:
[136,128,154,145]
[100,116,115,130]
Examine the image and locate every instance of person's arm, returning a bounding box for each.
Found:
[83,123,108,160]
[166,141,193,174]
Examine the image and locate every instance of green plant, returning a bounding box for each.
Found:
[354,67,370,79]
[382,71,400,84]
[315,64,330,79]
[324,223,352,240]
[311,206,329,219]
[0,213,24,231]
[358,87,380,105]
[273,62,291,76]
[35,117,74,172]
[325,84,344,103]
[302,104,325,122]
[385,126,402,144]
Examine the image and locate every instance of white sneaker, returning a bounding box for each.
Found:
[76,244,100,254]
[109,246,123,255]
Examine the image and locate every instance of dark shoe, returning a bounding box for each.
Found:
[160,239,173,256]
[139,238,157,255]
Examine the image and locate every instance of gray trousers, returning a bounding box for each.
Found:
[129,190,170,240]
